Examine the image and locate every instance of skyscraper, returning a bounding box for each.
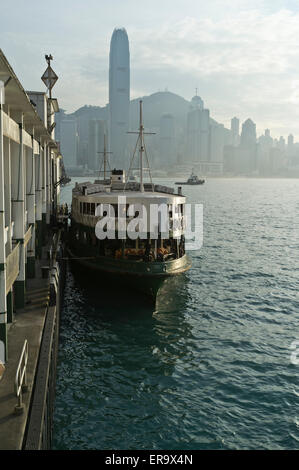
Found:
[159,113,176,165]
[210,122,225,163]
[88,120,107,171]
[186,94,209,163]
[257,129,273,175]
[60,120,79,169]
[240,118,256,150]
[109,28,130,170]
[231,117,240,146]
[239,118,257,173]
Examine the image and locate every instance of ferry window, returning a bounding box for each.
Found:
[80,202,83,213]
[113,204,118,217]
[91,203,95,215]
[87,203,90,215]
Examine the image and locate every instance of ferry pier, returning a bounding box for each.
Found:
[0,49,66,449]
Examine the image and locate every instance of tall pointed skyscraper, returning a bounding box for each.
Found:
[109,27,130,169]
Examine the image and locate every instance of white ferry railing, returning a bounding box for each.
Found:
[14,339,29,414]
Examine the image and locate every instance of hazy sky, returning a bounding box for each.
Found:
[1,0,299,139]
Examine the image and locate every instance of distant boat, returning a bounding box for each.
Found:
[175,171,205,185]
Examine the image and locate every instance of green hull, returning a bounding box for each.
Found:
[67,246,191,302]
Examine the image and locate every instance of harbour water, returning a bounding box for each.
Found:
[52,177,299,450]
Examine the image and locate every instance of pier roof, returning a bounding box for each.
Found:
[0,49,59,147]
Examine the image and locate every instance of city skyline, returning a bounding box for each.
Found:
[56,86,299,178]
[1,1,299,140]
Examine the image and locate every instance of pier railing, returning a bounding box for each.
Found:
[14,339,29,414]
[6,242,20,294]
[24,224,32,247]
[24,305,58,449]
[24,230,64,449]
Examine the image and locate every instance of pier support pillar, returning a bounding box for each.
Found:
[11,115,25,310]
[46,145,51,227]
[42,143,47,245]
[35,142,43,258]
[42,213,47,245]
[0,323,7,364]
[36,220,42,258]
[14,279,25,310]
[0,104,8,362]
[6,290,13,324]
[26,134,36,278]
[4,136,12,254]
[27,227,35,278]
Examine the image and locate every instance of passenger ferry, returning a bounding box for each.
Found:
[68,101,191,303]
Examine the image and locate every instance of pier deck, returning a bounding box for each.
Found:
[0,260,49,450]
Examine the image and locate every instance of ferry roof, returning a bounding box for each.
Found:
[73,181,184,196]
[72,181,186,204]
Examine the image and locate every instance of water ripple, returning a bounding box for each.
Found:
[53,178,299,450]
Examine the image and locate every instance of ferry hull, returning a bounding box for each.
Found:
[67,247,191,303]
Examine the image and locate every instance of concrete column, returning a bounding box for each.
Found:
[51,152,55,222]
[35,142,43,258]
[4,135,13,325]
[42,143,47,244]
[46,145,51,225]
[26,134,36,278]
[6,290,13,324]
[53,155,60,218]
[11,115,25,309]
[0,104,7,362]
[56,156,61,207]
[3,136,12,254]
